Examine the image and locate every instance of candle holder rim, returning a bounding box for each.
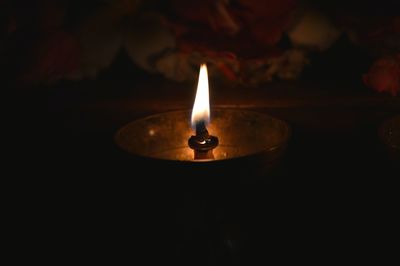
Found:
[117,107,289,127]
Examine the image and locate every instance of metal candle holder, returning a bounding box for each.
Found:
[115,108,291,181]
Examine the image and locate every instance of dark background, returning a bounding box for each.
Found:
[6,1,399,264]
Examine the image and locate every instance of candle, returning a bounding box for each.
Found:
[188,63,218,160]
[114,63,291,179]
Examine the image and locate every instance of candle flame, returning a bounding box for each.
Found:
[191,63,210,128]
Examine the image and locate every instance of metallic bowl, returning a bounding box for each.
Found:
[115,109,291,181]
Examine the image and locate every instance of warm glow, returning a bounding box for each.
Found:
[191,63,210,128]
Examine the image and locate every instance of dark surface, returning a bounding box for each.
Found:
[14,56,399,264]
[6,1,399,263]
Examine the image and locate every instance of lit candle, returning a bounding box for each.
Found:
[115,63,291,175]
[188,63,219,160]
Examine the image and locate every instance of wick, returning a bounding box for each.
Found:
[195,121,209,142]
[188,121,219,160]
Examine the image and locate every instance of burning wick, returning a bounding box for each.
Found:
[188,63,219,160]
[189,121,219,159]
